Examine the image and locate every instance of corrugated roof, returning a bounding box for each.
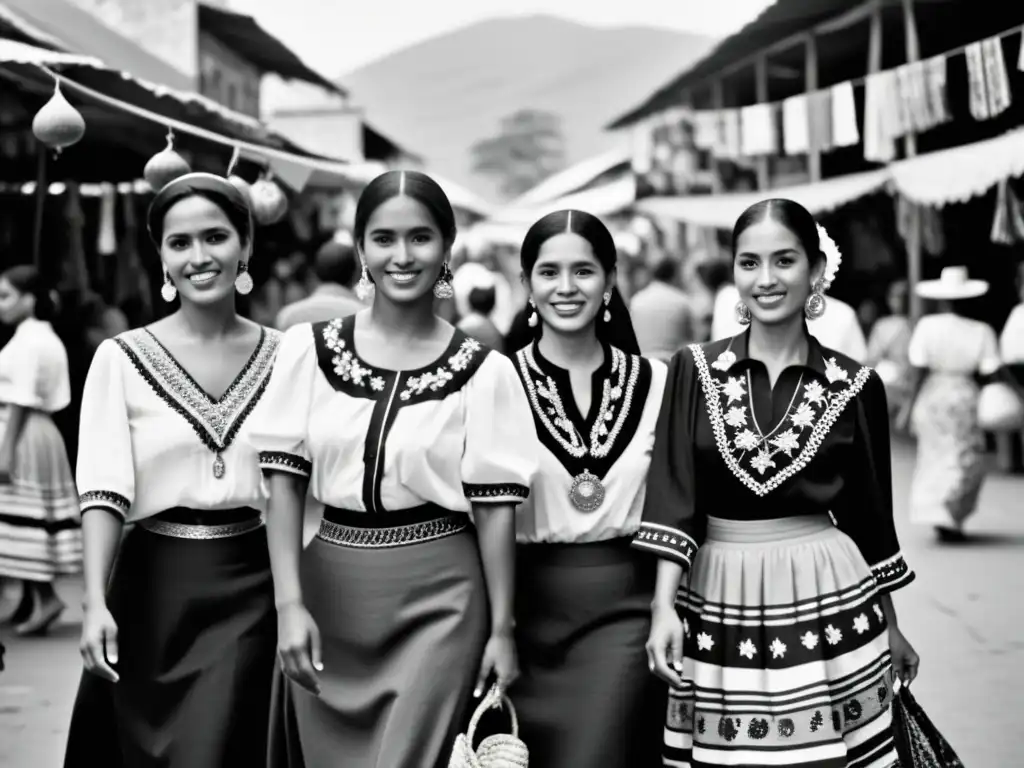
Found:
[608,0,888,129]
[198,3,344,96]
[0,0,193,92]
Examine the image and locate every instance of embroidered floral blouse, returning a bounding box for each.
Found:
[513,341,667,543]
[75,328,281,524]
[632,331,914,595]
[249,317,536,514]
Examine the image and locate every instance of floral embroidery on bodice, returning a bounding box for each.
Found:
[691,343,871,497]
[116,328,280,459]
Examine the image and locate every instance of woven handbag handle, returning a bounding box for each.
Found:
[465,684,519,745]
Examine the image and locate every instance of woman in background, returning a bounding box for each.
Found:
[254,170,535,768]
[866,279,913,420]
[64,172,280,767]
[509,209,667,767]
[0,265,79,635]
[901,266,1001,542]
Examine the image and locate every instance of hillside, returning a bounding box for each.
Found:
[337,15,715,203]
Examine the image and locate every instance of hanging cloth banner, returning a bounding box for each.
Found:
[981,37,1012,117]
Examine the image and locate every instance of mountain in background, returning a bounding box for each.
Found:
[337,15,715,203]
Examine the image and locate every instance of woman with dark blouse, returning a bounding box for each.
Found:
[636,199,919,768]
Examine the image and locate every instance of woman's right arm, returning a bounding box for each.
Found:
[251,325,320,694]
[75,340,134,683]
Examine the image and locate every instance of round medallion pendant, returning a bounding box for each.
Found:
[212,453,226,479]
[569,469,605,512]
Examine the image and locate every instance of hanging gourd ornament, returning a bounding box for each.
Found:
[224,146,252,204]
[249,173,288,225]
[32,80,86,154]
[144,130,192,191]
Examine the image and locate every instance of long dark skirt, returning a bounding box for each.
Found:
[269,521,488,768]
[509,538,666,768]
[64,515,276,768]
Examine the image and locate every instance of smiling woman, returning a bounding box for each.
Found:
[65,171,282,768]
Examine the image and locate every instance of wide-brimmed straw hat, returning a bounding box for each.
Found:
[914,266,988,300]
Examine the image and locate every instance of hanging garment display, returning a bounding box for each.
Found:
[981,36,1012,117]
[830,81,860,148]
[990,178,1024,245]
[897,62,934,132]
[864,72,897,162]
[782,95,809,155]
[808,89,834,154]
[965,42,991,120]
[740,103,777,156]
[924,55,951,125]
[718,110,742,159]
[694,111,718,150]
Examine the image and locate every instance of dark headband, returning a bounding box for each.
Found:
[147,172,253,245]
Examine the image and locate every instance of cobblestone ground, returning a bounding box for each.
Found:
[1,442,1021,766]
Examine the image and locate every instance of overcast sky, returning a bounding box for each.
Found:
[228,0,774,77]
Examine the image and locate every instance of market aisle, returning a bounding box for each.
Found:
[0,441,1021,767]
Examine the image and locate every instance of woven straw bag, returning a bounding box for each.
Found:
[448,684,529,768]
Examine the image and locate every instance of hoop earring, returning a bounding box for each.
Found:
[433,261,454,300]
[356,262,375,302]
[160,270,177,303]
[804,289,827,320]
[735,301,751,326]
[234,261,253,295]
[602,291,612,323]
[527,298,538,328]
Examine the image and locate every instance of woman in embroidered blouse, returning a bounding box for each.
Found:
[0,265,79,636]
[64,172,280,768]
[637,199,919,768]
[508,209,667,767]
[251,170,535,768]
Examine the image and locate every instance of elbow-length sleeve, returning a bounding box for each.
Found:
[250,324,316,478]
[461,352,535,506]
[76,339,134,520]
[834,370,915,594]
[631,347,703,569]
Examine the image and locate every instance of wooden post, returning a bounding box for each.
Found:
[755,53,770,190]
[31,144,46,270]
[901,0,924,323]
[710,80,725,194]
[805,34,821,182]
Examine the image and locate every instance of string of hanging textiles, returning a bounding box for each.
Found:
[635,21,1024,166]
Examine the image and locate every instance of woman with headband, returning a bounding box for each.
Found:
[508,209,667,767]
[64,171,281,767]
[639,199,919,768]
[251,170,535,767]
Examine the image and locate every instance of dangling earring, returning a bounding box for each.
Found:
[527,298,538,327]
[356,262,374,302]
[433,261,454,300]
[735,301,751,326]
[234,261,253,295]
[602,291,612,323]
[160,270,177,303]
[804,283,827,320]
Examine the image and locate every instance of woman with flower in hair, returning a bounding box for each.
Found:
[252,170,535,767]
[638,198,919,767]
[64,170,281,767]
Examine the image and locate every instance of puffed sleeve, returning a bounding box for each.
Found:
[461,352,536,506]
[250,324,316,478]
[832,370,915,594]
[76,339,134,520]
[906,315,933,368]
[631,347,704,569]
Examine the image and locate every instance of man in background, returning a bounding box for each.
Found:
[457,286,504,353]
[629,257,695,361]
[276,237,364,330]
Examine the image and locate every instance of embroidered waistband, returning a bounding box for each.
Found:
[318,505,467,549]
[138,507,263,540]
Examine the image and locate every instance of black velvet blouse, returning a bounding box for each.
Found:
[631,330,914,595]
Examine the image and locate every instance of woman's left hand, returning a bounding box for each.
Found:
[889,625,920,687]
[474,631,519,698]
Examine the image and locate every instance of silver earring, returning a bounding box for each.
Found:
[735,301,751,325]
[161,270,177,303]
[603,292,612,323]
[804,290,827,320]
[527,299,538,328]
[433,262,454,300]
[234,261,253,295]
[356,262,374,302]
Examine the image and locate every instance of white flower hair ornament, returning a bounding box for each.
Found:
[815,223,842,292]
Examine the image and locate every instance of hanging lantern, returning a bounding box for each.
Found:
[32,80,85,153]
[144,130,192,191]
[249,174,288,225]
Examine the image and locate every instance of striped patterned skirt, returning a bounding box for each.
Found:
[665,515,897,768]
[0,408,81,581]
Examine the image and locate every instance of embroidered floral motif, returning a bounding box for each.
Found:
[79,489,130,516]
[712,349,737,371]
[321,319,386,392]
[691,344,871,497]
[400,338,481,401]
